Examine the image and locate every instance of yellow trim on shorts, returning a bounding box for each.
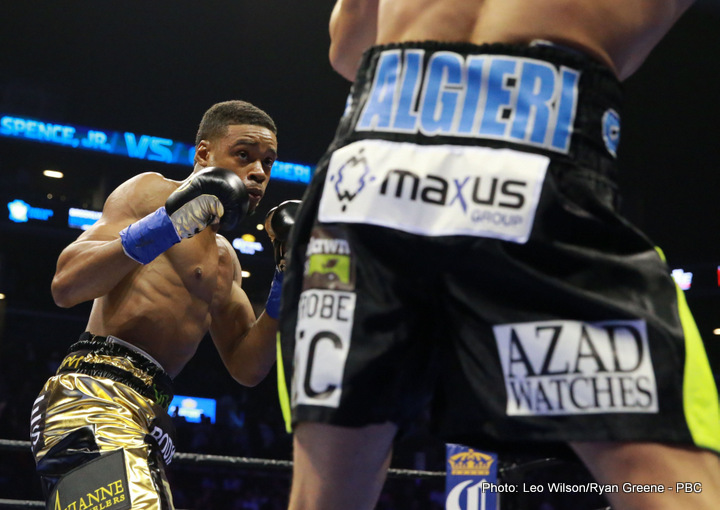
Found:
[276,333,293,433]
[657,247,720,451]
[674,281,720,451]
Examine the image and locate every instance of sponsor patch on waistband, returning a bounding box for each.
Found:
[493,319,658,416]
[318,139,548,243]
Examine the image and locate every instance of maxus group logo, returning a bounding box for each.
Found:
[328,147,375,211]
[327,143,531,216]
[319,139,549,244]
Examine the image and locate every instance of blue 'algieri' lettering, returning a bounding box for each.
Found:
[551,68,580,152]
[510,61,556,144]
[393,50,424,131]
[357,50,401,130]
[420,52,464,135]
[479,57,517,138]
[356,50,580,154]
[457,56,485,134]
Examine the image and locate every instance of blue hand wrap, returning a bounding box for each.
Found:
[119,207,181,264]
[265,270,284,319]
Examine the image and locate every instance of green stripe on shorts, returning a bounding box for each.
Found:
[276,333,293,434]
[675,283,720,452]
[657,247,720,451]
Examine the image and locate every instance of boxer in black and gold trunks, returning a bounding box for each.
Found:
[32,333,176,508]
[276,2,720,510]
[30,101,288,509]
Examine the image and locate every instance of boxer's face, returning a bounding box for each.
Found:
[196,124,278,213]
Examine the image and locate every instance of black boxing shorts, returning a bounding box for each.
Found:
[277,41,720,457]
[31,332,176,509]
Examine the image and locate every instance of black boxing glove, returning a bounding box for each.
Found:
[264,200,301,272]
[120,167,249,264]
[166,167,248,234]
[263,200,300,320]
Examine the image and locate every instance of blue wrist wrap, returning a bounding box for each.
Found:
[265,270,284,319]
[119,207,181,264]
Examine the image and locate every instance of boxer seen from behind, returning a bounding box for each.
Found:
[30,100,297,510]
[276,2,720,510]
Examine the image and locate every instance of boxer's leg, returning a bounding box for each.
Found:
[571,441,720,510]
[288,422,397,510]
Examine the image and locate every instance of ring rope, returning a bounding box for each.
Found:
[0,437,441,509]
[0,500,43,509]
[0,439,445,479]
[1,439,610,510]
[0,438,566,479]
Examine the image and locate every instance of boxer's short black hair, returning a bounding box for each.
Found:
[196,100,277,145]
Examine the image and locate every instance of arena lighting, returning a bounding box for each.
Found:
[168,395,217,424]
[671,268,693,291]
[232,234,264,255]
[256,223,264,230]
[42,169,64,179]
[0,293,5,300]
[68,207,102,230]
[241,271,251,278]
[7,199,54,223]
[714,329,720,336]
[0,113,313,184]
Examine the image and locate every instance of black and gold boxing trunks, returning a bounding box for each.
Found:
[31,332,176,509]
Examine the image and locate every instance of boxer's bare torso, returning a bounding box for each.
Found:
[330,0,696,81]
[83,174,236,377]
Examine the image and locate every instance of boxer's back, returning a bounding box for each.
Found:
[375,0,694,80]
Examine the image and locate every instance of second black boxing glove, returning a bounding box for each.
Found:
[264,200,301,272]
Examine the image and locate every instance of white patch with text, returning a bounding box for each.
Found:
[293,289,356,408]
[318,139,548,243]
[493,320,658,416]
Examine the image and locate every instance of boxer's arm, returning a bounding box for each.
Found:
[53,169,247,308]
[210,199,299,386]
[329,0,379,81]
[209,245,277,387]
[51,174,163,308]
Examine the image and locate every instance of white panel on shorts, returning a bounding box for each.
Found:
[318,139,549,244]
[293,289,356,408]
[493,319,659,416]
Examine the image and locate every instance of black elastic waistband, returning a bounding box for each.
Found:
[57,332,174,410]
[334,41,623,177]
